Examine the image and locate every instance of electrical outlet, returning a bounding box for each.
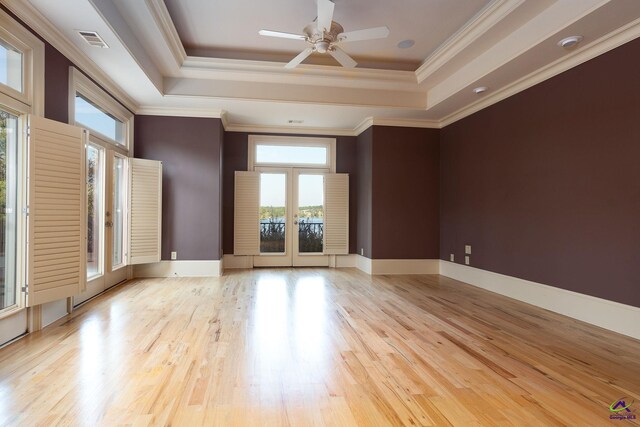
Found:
[360,248,364,256]
[465,245,472,255]
[465,255,470,265]
[450,254,455,262]
[171,251,177,260]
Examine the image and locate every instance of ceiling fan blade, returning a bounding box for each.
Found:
[285,47,314,69]
[337,26,390,43]
[317,0,335,32]
[329,46,357,68]
[259,30,306,41]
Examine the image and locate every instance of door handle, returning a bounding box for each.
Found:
[105,221,113,228]
[294,220,298,225]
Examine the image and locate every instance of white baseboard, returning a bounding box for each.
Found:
[356,255,372,274]
[223,254,358,269]
[42,299,68,327]
[223,254,253,269]
[355,256,440,275]
[439,261,640,340]
[334,254,357,268]
[133,260,222,277]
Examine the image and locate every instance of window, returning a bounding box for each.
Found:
[75,94,124,143]
[69,67,132,149]
[0,110,18,310]
[87,145,104,279]
[248,136,336,171]
[0,40,22,93]
[0,10,44,318]
[0,9,44,115]
[112,155,126,268]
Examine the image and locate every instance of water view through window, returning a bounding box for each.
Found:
[297,174,324,253]
[260,173,286,253]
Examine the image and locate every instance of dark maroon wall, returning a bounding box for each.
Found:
[441,38,640,308]
[356,128,373,258]
[44,44,73,123]
[371,126,440,259]
[222,131,358,255]
[135,116,224,261]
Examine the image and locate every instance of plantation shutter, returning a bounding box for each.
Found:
[323,173,349,255]
[26,116,86,306]
[234,171,260,255]
[128,158,162,264]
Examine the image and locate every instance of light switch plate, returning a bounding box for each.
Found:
[171,251,177,260]
[465,245,472,255]
[465,255,470,265]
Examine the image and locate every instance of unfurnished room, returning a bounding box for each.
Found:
[0,0,639,425]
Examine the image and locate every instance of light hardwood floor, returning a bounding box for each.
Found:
[0,268,639,426]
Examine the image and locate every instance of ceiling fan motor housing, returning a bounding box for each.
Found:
[304,21,344,52]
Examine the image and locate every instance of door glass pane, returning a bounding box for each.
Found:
[0,111,18,310]
[260,173,286,253]
[87,145,103,278]
[75,94,124,144]
[0,41,22,93]
[298,174,324,253]
[112,156,125,268]
[256,145,327,166]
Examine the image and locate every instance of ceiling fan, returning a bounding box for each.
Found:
[258,0,390,69]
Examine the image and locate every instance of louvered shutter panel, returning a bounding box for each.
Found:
[27,116,86,306]
[234,171,260,255]
[323,173,349,255]
[128,158,162,264]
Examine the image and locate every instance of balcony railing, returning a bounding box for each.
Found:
[259,220,323,253]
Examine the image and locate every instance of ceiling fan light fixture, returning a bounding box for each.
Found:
[473,86,488,95]
[315,40,330,53]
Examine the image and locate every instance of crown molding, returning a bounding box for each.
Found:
[440,16,640,127]
[354,117,374,136]
[1,0,138,113]
[181,56,418,91]
[137,106,226,119]
[416,0,525,84]
[224,123,356,137]
[144,0,187,67]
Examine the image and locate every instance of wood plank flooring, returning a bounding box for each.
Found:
[0,268,639,426]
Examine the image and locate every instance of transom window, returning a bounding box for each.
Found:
[69,67,132,150]
[0,40,22,93]
[74,94,124,143]
[249,136,336,171]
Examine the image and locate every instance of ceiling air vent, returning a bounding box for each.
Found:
[77,31,109,48]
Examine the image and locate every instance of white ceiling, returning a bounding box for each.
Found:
[164,0,492,70]
[7,0,640,134]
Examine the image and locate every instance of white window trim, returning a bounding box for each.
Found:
[248,135,336,172]
[0,8,44,116]
[0,10,43,319]
[68,67,133,152]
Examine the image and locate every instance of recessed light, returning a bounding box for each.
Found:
[397,39,415,49]
[473,86,488,95]
[558,35,583,49]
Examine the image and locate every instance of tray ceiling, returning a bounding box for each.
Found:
[7,0,640,133]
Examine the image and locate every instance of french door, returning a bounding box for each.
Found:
[253,167,329,267]
[75,148,128,305]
